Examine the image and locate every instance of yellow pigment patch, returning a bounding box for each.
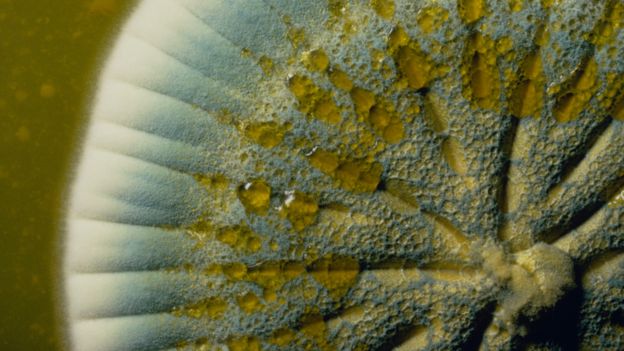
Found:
[396,45,434,90]
[510,53,545,118]
[203,263,223,276]
[216,225,262,253]
[223,262,248,280]
[244,121,288,148]
[247,262,282,288]
[553,58,598,123]
[386,26,444,91]
[237,292,262,314]
[173,297,228,319]
[371,0,395,20]
[424,92,449,132]
[328,0,347,18]
[350,87,376,115]
[195,173,229,190]
[349,88,404,142]
[458,0,487,24]
[176,338,213,351]
[508,0,523,12]
[300,313,333,350]
[269,328,297,346]
[587,1,624,47]
[246,261,307,291]
[388,26,410,53]
[369,103,404,143]
[309,255,360,299]
[541,0,554,8]
[237,179,271,215]
[280,191,319,231]
[303,48,330,72]
[227,336,261,351]
[383,120,405,143]
[335,159,383,193]
[288,74,342,124]
[417,6,449,34]
[442,137,468,176]
[309,148,341,174]
[463,33,500,110]
[329,68,354,91]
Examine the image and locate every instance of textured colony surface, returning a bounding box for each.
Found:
[65,0,624,350]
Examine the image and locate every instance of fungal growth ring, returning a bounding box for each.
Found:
[64,0,624,350]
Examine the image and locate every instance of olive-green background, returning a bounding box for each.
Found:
[0,1,136,349]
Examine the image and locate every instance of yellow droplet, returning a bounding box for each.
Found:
[589,1,623,47]
[507,0,522,12]
[383,122,404,143]
[442,137,468,176]
[329,68,354,91]
[300,313,327,338]
[424,92,449,132]
[511,80,541,118]
[216,225,262,253]
[216,227,238,247]
[195,173,229,193]
[269,328,297,346]
[308,148,340,174]
[237,180,271,215]
[369,105,392,129]
[303,48,330,72]
[283,261,306,278]
[496,36,513,54]
[464,33,500,110]
[244,121,287,148]
[203,264,223,276]
[237,292,262,314]
[175,297,228,319]
[396,46,433,90]
[350,87,376,114]
[388,26,409,53]
[371,0,395,19]
[288,74,342,124]
[280,191,319,231]
[335,160,382,192]
[313,98,342,124]
[458,0,486,24]
[510,53,545,118]
[417,6,449,34]
[227,336,261,351]
[541,0,554,8]
[223,262,248,280]
[309,255,359,299]
[264,288,278,302]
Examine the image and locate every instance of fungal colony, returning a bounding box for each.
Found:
[65,0,624,350]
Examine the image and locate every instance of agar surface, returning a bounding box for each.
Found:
[65,0,624,350]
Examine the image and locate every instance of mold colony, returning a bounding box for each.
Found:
[65,0,623,350]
